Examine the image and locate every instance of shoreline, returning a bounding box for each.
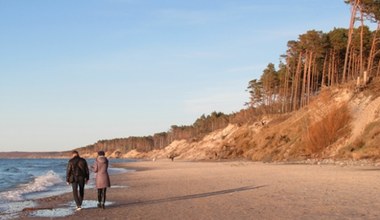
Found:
[0,159,134,220]
[16,159,380,219]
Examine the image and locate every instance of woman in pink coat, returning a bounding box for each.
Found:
[92,151,111,209]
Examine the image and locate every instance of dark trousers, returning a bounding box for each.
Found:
[97,188,107,204]
[72,177,85,207]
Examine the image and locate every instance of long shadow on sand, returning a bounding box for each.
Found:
[125,185,267,207]
[352,167,380,171]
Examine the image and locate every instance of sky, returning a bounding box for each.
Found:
[0,0,359,152]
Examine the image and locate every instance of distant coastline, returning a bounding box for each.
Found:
[0,151,71,159]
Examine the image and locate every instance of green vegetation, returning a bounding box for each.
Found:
[247,0,380,114]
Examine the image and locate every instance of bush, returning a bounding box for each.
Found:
[305,103,351,154]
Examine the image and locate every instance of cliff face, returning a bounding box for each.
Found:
[4,80,379,162]
[122,83,380,162]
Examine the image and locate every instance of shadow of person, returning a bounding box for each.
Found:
[125,185,267,207]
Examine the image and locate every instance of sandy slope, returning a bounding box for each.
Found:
[349,95,380,143]
[19,160,380,220]
[123,85,380,162]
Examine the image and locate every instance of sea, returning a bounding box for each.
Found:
[0,158,134,219]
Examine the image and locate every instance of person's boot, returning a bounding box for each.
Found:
[97,203,101,208]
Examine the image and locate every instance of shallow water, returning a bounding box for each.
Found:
[0,158,133,219]
[29,200,115,218]
[0,200,35,220]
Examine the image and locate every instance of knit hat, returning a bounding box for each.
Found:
[98,151,105,156]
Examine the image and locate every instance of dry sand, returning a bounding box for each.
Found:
[19,160,380,220]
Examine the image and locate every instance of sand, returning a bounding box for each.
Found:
[18,160,380,220]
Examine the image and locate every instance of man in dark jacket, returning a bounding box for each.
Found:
[66,150,90,211]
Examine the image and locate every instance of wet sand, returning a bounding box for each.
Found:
[19,160,380,220]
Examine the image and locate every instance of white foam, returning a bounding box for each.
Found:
[108,167,131,175]
[0,200,35,220]
[29,200,114,218]
[0,170,63,202]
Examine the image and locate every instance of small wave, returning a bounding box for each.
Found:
[108,167,130,175]
[0,170,63,202]
[2,167,21,173]
[0,200,35,220]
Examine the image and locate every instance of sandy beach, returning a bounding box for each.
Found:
[18,160,380,220]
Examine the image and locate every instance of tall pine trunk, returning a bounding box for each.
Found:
[343,1,358,81]
[367,22,380,75]
[293,53,303,111]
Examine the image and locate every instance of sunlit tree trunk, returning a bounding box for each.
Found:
[293,53,303,111]
[367,22,380,75]
[321,52,328,87]
[331,51,336,86]
[359,6,364,77]
[312,60,318,93]
[285,68,290,113]
[327,50,333,86]
[306,51,313,104]
[349,47,355,80]
[343,1,358,82]
[301,53,308,107]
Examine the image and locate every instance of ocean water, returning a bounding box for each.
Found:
[0,158,133,219]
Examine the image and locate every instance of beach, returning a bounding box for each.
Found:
[18,160,380,220]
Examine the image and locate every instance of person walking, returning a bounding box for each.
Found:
[92,150,111,209]
[66,150,90,211]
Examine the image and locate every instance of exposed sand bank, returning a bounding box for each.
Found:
[19,160,380,220]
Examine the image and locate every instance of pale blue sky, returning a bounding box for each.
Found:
[0,1,357,151]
